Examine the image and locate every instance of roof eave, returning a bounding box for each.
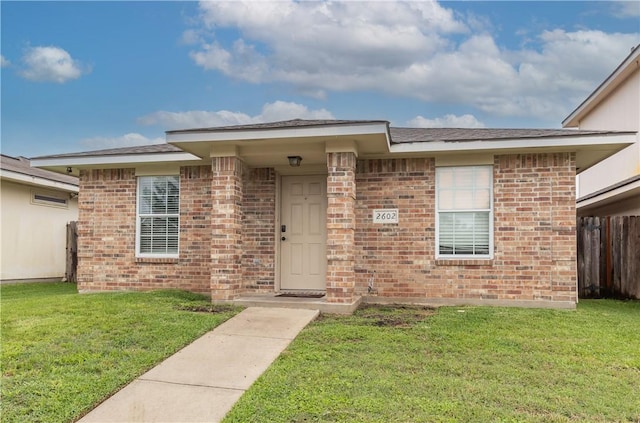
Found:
[30,151,203,177]
[0,169,79,192]
[166,121,390,143]
[388,132,637,173]
[577,176,640,211]
[389,133,636,152]
[167,122,392,165]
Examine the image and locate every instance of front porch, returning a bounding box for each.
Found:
[207,150,362,304]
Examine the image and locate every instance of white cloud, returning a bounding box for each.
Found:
[138,101,335,129]
[138,109,252,129]
[80,133,164,149]
[611,1,640,18]
[0,55,10,67]
[189,0,466,84]
[190,39,267,83]
[259,101,334,122]
[408,114,485,128]
[185,0,639,123]
[505,30,640,117]
[180,29,202,45]
[19,46,89,83]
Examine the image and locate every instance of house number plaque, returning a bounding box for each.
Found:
[373,209,398,224]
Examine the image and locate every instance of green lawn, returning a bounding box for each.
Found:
[3,284,639,423]
[225,301,640,423]
[1,282,241,423]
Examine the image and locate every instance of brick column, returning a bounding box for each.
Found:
[210,156,244,301]
[551,152,577,303]
[326,152,357,303]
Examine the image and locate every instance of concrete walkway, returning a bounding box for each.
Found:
[79,307,319,423]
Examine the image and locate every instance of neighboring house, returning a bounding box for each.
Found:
[564,44,640,216]
[1,154,79,282]
[32,120,636,311]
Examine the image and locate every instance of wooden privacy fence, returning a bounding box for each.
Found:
[65,221,78,283]
[577,216,640,299]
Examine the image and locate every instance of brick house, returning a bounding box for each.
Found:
[32,120,636,311]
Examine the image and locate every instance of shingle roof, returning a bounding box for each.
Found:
[32,143,183,160]
[176,119,623,143]
[30,120,634,161]
[389,127,625,143]
[1,154,78,186]
[166,118,388,134]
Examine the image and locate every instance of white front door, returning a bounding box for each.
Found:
[280,175,327,291]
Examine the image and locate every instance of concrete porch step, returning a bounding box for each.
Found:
[232,293,361,315]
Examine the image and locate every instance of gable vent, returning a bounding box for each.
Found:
[32,191,69,208]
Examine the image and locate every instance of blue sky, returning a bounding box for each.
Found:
[1,1,639,157]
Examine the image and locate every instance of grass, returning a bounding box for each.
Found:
[224,301,640,423]
[3,284,639,423]
[1,282,241,423]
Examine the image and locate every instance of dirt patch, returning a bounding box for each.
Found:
[356,304,436,327]
[178,304,237,314]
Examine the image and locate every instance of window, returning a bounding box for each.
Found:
[136,176,179,257]
[436,166,493,258]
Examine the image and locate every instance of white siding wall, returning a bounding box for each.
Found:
[577,70,640,198]
[578,142,640,195]
[1,180,79,281]
[578,71,640,131]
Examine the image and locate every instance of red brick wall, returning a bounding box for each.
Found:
[77,166,212,294]
[355,158,433,297]
[355,153,577,305]
[210,157,244,300]
[178,166,213,293]
[327,152,357,303]
[77,151,576,306]
[241,168,276,292]
[77,163,278,297]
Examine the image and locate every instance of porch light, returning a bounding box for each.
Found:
[287,156,303,167]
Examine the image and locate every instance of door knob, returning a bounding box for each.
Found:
[281,236,286,241]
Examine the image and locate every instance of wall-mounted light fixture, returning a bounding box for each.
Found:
[287,156,302,167]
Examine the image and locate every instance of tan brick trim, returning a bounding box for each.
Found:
[135,257,179,264]
[435,259,494,267]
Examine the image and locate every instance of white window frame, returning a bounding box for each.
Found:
[135,175,180,258]
[435,165,494,259]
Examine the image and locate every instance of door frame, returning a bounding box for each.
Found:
[275,172,328,292]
